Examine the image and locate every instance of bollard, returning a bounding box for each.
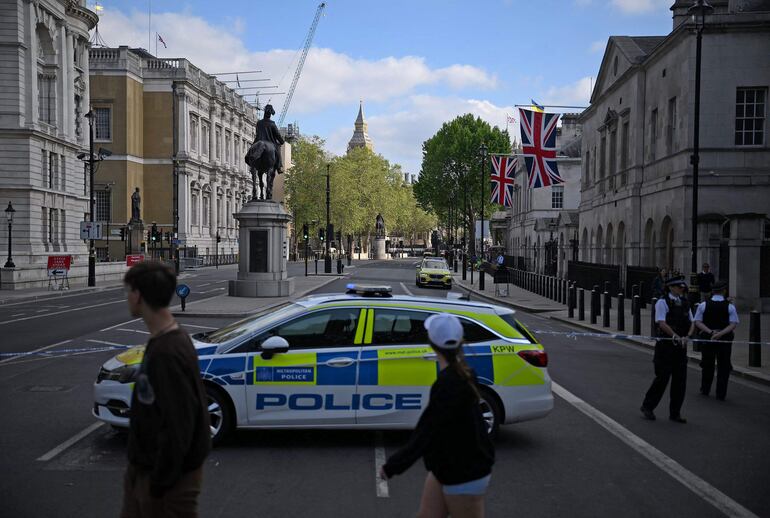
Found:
[557,279,562,303]
[593,284,600,316]
[564,280,569,305]
[590,288,598,324]
[617,292,625,331]
[749,311,761,367]
[632,284,639,301]
[549,277,554,300]
[633,295,641,336]
[650,297,658,338]
[315,256,319,275]
[604,281,612,310]
[603,291,611,327]
[579,288,585,321]
[568,284,575,318]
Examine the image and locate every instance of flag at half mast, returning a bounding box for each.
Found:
[519,108,564,188]
[490,155,517,207]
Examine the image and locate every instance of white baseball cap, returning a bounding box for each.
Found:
[424,313,464,349]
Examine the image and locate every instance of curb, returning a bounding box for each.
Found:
[171,274,345,318]
[452,278,560,313]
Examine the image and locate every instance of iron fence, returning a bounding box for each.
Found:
[567,260,621,294]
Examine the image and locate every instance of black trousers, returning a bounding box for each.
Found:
[700,341,733,398]
[643,341,688,417]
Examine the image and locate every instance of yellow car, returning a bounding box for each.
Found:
[416,258,452,289]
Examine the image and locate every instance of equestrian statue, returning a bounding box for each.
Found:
[244,104,285,200]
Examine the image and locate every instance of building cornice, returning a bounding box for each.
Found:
[65,1,98,30]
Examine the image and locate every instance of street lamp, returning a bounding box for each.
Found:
[4,202,15,268]
[324,163,332,274]
[688,0,713,303]
[478,143,488,290]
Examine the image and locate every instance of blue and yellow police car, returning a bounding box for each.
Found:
[93,285,553,444]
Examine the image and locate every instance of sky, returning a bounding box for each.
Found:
[91,0,676,175]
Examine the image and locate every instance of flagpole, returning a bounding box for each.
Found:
[148,0,151,52]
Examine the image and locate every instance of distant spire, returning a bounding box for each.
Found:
[348,100,373,152]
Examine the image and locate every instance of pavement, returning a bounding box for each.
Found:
[452,270,770,385]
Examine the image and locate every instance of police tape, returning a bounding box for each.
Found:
[0,344,133,359]
[530,329,770,347]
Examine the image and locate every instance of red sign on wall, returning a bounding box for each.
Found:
[47,255,72,271]
[126,254,145,267]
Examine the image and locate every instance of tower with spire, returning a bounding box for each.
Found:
[347,100,374,153]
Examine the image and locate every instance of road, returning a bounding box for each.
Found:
[1,259,768,517]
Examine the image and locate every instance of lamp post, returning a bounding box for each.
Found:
[688,0,713,303]
[462,168,468,280]
[478,143,488,290]
[85,110,96,286]
[4,202,15,268]
[324,163,332,274]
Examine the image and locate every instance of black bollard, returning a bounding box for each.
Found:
[603,291,611,327]
[604,281,612,310]
[568,284,574,318]
[579,288,585,321]
[564,280,569,305]
[315,256,318,275]
[633,295,641,336]
[650,297,658,338]
[556,278,562,303]
[590,288,598,324]
[749,311,762,367]
[617,292,625,331]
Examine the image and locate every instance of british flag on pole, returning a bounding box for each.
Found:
[490,155,516,207]
[519,108,564,188]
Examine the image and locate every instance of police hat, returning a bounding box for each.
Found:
[665,276,688,288]
[712,279,728,291]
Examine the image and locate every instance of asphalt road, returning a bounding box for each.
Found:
[1,259,768,517]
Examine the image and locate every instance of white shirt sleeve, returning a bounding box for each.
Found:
[694,302,705,322]
[728,304,740,324]
[655,299,669,322]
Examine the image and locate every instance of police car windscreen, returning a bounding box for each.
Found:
[197,302,303,344]
[424,260,447,269]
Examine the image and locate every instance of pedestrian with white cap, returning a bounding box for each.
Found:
[380,312,494,518]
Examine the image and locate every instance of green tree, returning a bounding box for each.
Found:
[413,114,511,252]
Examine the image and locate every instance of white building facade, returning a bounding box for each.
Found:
[578,1,770,309]
[0,0,97,280]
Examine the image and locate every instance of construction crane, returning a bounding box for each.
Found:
[277,2,326,126]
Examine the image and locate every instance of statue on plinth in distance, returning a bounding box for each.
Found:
[130,187,142,223]
[375,213,385,238]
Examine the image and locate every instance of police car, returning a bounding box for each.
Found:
[416,258,453,289]
[93,285,553,444]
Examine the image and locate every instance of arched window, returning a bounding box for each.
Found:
[596,225,604,264]
[606,223,614,264]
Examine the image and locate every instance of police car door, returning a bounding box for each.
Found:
[246,307,363,426]
[356,308,436,427]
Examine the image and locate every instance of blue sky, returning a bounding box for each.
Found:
[94,0,675,174]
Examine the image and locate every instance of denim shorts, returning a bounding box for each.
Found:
[442,474,491,496]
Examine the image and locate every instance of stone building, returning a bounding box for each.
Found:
[502,113,583,276]
[578,1,770,309]
[0,0,99,288]
[88,46,284,261]
[347,100,373,152]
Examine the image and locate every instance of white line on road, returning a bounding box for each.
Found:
[374,431,390,498]
[182,324,218,330]
[198,288,226,294]
[0,339,72,365]
[0,299,124,326]
[117,328,150,335]
[552,382,758,518]
[399,282,414,297]
[10,313,25,317]
[198,282,213,287]
[100,318,141,332]
[87,339,132,347]
[37,422,104,462]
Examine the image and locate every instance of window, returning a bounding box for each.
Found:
[38,74,55,125]
[190,115,199,152]
[226,200,231,227]
[191,192,199,226]
[41,150,48,187]
[48,153,56,189]
[609,128,617,189]
[203,196,210,227]
[94,107,111,141]
[599,135,606,180]
[41,207,47,244]
[60,209,66,243]
[215,127,222,159]
[650,108,658,160]
[735,87,766,146]
[551,185,564,209]
[48,209,55,244]
[264,308,361,349]
[460,320,497,343]
[59,155,65,191]
[95,190,111,222]
[667,97,677,153]
[201,123,210,156]
[371,309,430,345]
[225,131,232,164]
[620,120,629,171]
[584,150,590,187]
[217,198,222,228]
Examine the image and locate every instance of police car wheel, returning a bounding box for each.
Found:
[478,388,502,437]
[205,385,233,446]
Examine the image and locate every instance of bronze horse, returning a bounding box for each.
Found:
[244,140,280,200]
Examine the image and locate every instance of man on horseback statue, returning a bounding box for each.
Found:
[245,104,284,200]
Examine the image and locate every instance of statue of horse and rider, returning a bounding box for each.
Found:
[244,104,284,200]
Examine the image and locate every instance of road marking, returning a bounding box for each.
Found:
[100,318,142,332]
[198,282,212,287]
[87,339,132,348]
[199,287,226,294]
[0,339,72,365]
[37,422,104,462]
[374,431,390,498]
[552,382,758,518]
[0,299,124,326]
[117,328,150,335]
[399,282,414,297]
[182,323,217,330]
[10,313,25,317]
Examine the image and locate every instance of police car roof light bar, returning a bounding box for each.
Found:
[345,284,393,297]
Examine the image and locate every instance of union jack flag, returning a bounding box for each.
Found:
[519,108,564,188]
[490,155,517,207]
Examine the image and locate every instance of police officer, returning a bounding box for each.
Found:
[694,280,738,400]
[641,276,695,423]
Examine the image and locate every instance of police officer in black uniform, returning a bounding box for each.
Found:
[641,276,695,423]
[694,280,739,400]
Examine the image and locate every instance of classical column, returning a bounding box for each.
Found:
[209,176,218,238]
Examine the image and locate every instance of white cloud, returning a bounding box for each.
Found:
[541,76,593,107]
[95,9,497,116]
[590,39,607,53]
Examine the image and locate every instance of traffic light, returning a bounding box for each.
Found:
[319,228,325,242]
[335,230,341,243]
[216,232,221,243]
[119,227,126,241]
[302,223,309,241]
[151,223,158,242]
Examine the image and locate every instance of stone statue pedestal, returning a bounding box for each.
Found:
[127,221,145,254]
[372,237,388,260]
[229,200,294,297]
